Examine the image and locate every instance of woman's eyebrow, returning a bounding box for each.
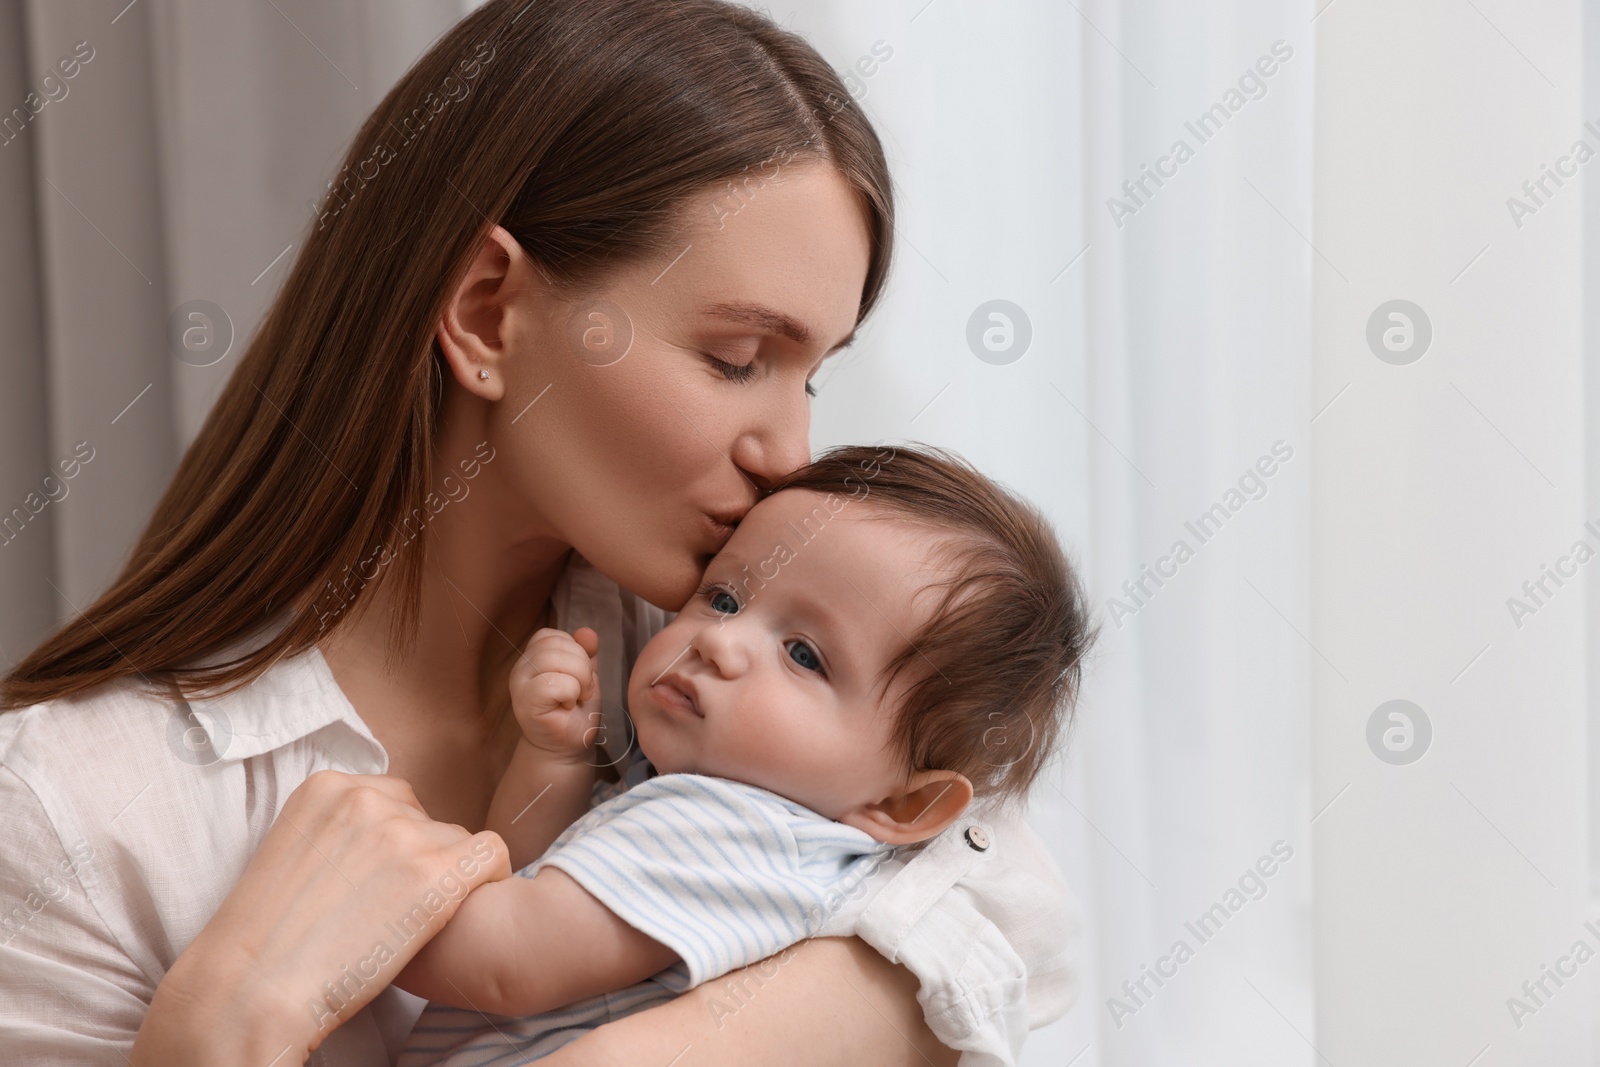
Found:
[698,301,856,354]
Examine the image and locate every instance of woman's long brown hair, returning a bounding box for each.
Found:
[2,0,894,710]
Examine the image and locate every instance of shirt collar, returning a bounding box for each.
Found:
[175,610,386,770]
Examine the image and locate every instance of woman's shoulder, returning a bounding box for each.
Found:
[0,673,236,983]
[0,633,372,803]
[814,798,1081,1051]
[0,643,379,975]
[0,672,189,796]
[1,677,170,890]
[0,658,265,836]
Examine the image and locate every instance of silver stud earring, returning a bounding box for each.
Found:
[477,369,490,380]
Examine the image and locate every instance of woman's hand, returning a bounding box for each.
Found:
[130,770,510,1066]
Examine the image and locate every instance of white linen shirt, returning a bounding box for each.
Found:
[0,552,1080,1065]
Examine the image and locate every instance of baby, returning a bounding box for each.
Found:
[395,443,1095,1066]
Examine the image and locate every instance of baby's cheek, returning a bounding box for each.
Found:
[633,627,689,686]
[737,711,818,778]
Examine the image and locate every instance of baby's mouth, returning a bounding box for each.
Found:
[651,674,703,717]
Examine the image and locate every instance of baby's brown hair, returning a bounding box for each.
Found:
[767,443,1097,810]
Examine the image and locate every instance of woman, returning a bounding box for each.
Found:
[0,1,1078,1063]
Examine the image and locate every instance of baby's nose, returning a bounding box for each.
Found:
[694,619,750,676]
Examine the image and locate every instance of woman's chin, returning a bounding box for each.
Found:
[613,553,707,614]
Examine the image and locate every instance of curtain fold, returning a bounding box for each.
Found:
[4,0,174,646]
[788,2,1313,1062]
[0,0,472,659]
[1068,2,1314,1062]
[0,1,54,664]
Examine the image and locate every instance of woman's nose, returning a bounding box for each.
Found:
[730,385,811,490]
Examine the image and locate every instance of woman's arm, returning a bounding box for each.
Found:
[543,935,959,1067]
[130,771,510,1065]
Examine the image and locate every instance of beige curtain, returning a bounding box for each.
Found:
[0,0,475,667]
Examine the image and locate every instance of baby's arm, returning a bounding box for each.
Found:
[489,626,605,870]
[489,743,596,871]
[394,866,680,1015]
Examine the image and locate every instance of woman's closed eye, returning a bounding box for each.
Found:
[706,354,756,383]
[706,354,818,397]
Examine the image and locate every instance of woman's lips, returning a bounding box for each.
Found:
[703,502,751,534]
[702,512,737,549]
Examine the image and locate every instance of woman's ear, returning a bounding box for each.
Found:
[837,770,974,846]
[435,223,538,401]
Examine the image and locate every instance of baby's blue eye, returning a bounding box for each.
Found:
[786,639,822,673]
[709,591,739,615]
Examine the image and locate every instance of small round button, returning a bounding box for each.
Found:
[964,825,989,852]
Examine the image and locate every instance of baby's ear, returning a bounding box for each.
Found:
[837,770,973,845]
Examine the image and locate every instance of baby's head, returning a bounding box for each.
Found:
[627,444,1096,845]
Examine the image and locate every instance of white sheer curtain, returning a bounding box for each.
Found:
[795,2,1314,1063]
[1074,3,1314,1063]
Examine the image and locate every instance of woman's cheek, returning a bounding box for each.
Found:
[656,557,712,613]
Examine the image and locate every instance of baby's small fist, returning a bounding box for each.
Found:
[508,626,603,761]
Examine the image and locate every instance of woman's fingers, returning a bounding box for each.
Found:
[296,766,428,815]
